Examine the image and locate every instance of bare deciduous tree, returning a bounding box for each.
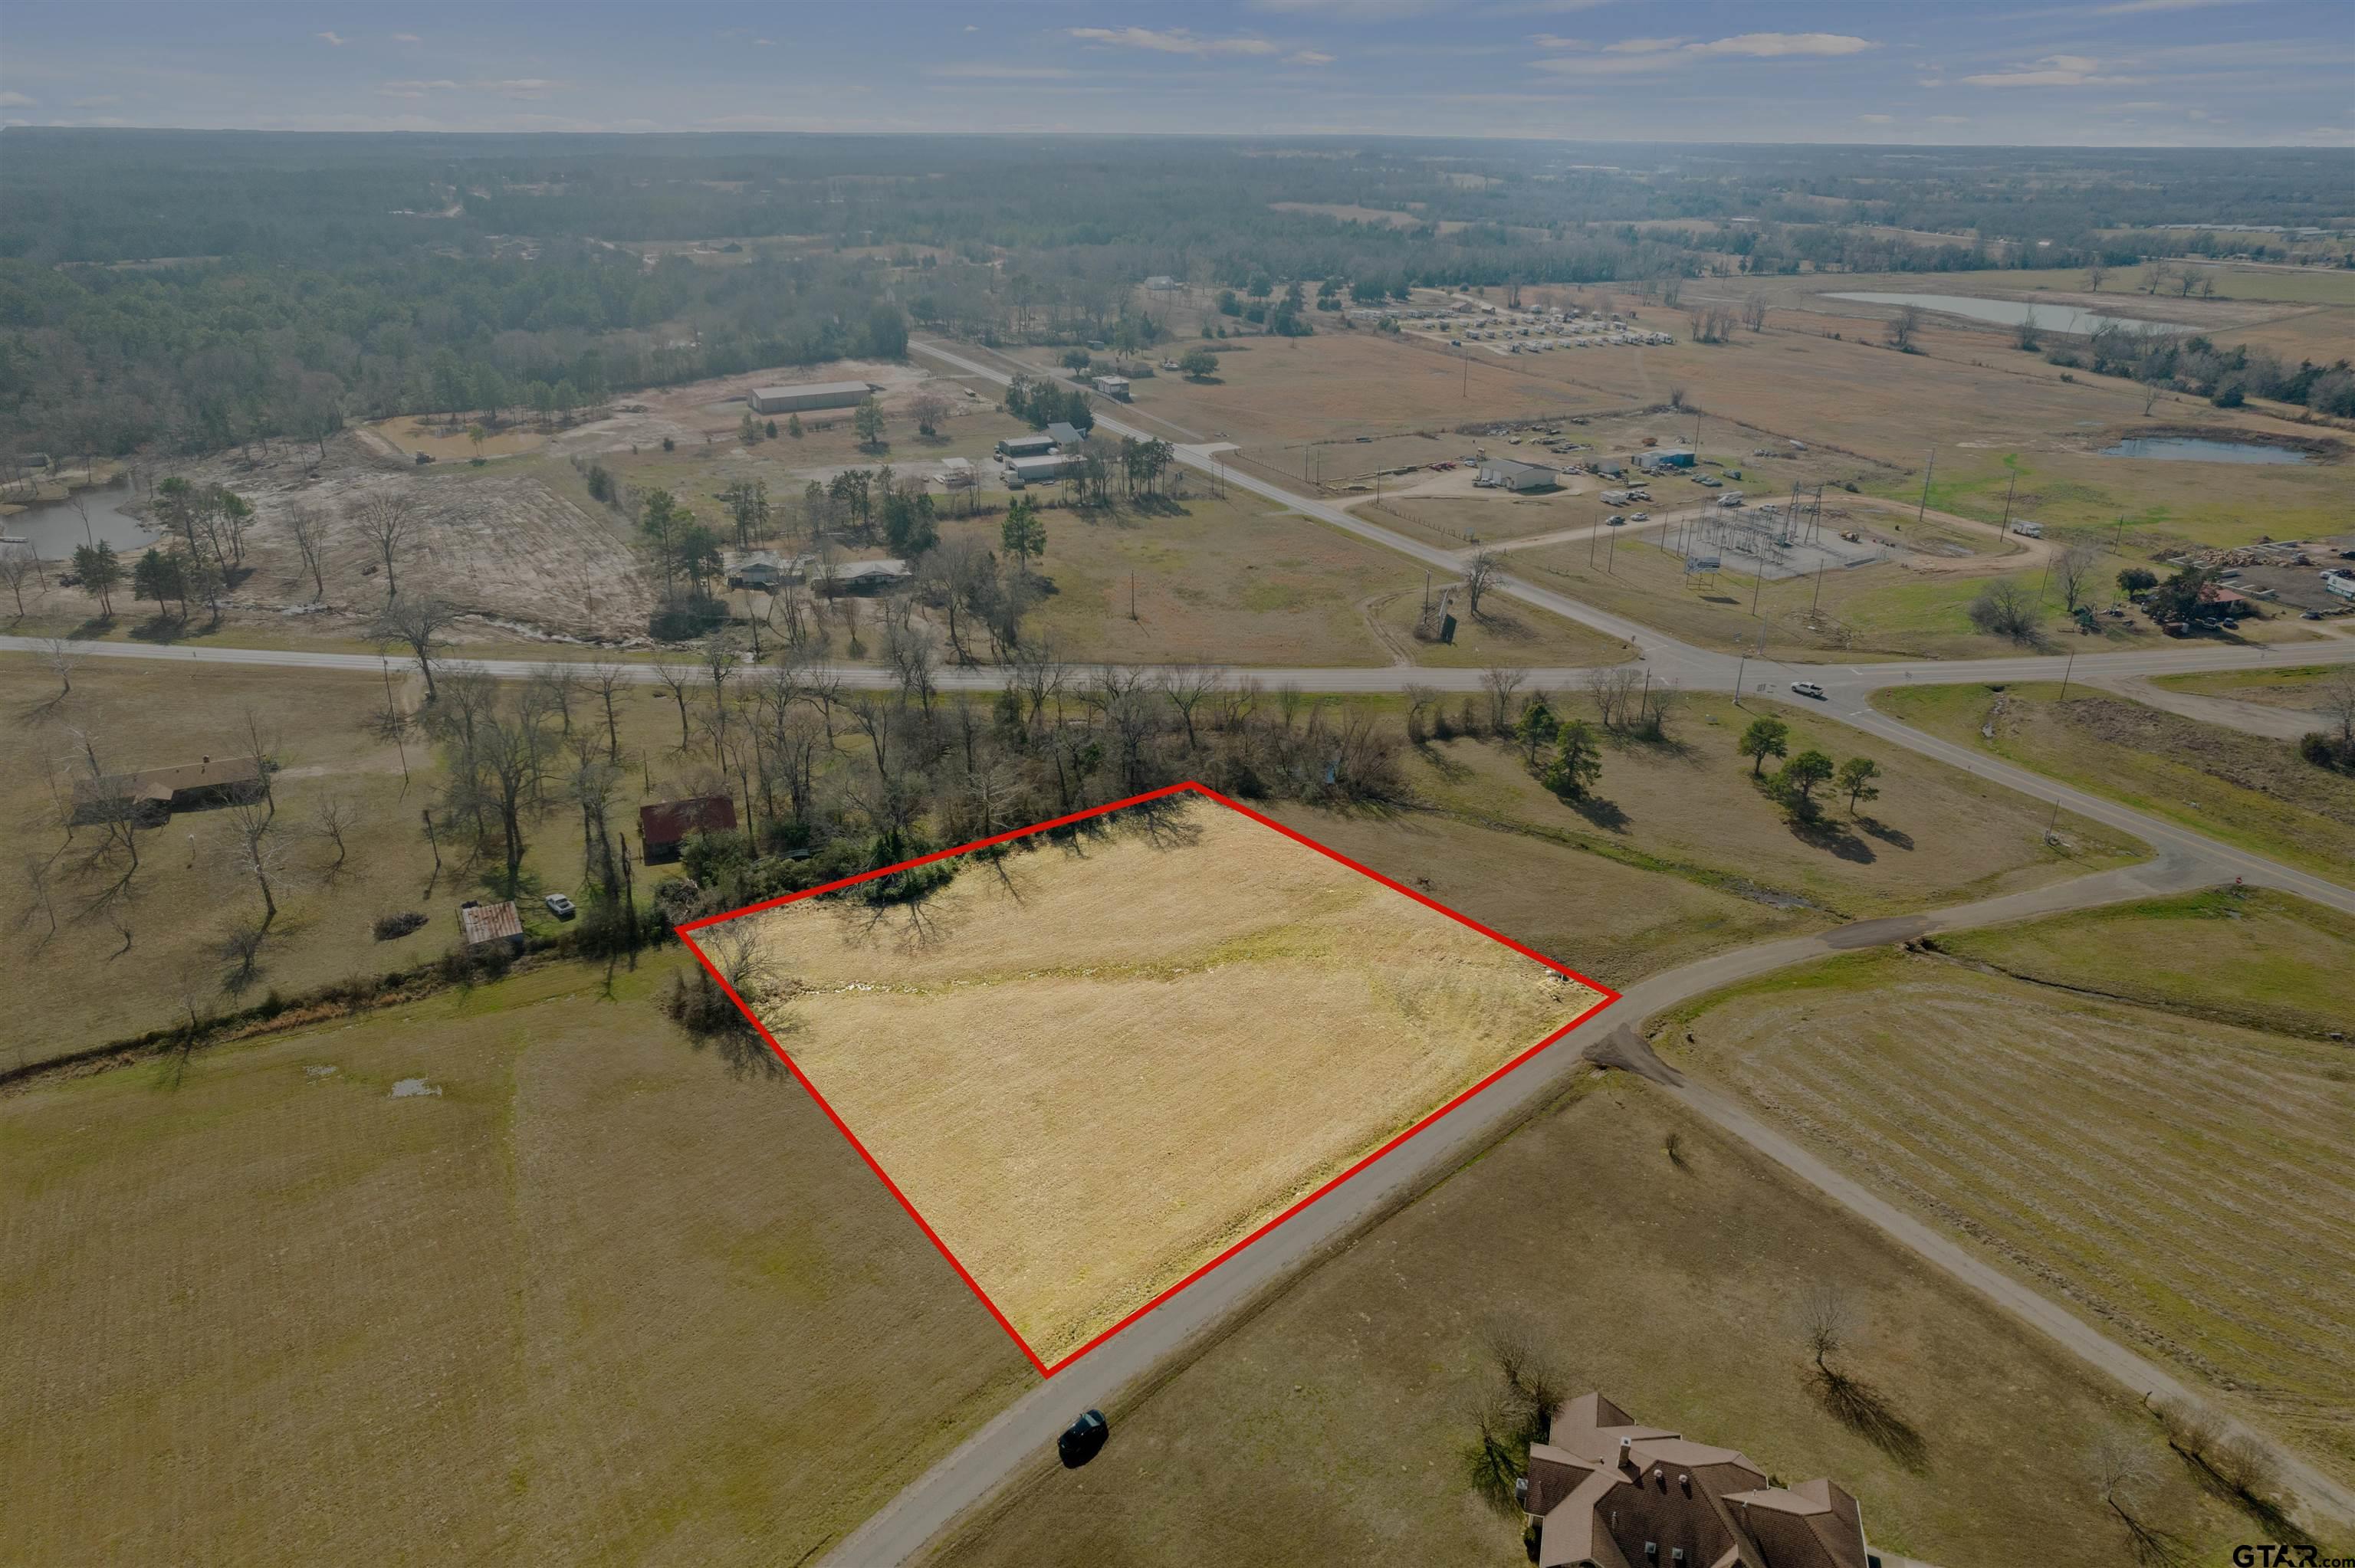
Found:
[1798,1281,1852,1378]
[2052,541,2104,614]
[374,595,458,702]
[1,543,41,619]
[287,505,335,600]
[1886,304,1923,353]
[1463,548,1501,618]
[313,795,361,881]
[1480,667,1527,733]
[2318,667,2355,749]
[351,492,418,602]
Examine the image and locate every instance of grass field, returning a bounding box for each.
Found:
[1936,884,2355,1041]
[0,955,1035,1564]
[1661,935,2355,1488]
[0,657,714,1068]
[718,795,1605,1366]
[365,414,550,461]
[931,1076,2261,1568]
[924,495,1627,670]
[1873,681,2355,887]
[1256,802,1825,989]
[1404,700,2146,920]
[2154,662,2355,720]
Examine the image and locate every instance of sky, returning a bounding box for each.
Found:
[2,0,2350,146]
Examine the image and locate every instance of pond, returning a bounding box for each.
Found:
[0,484,162,558]
[1825,291,2197,337]
[2099,437,2310,465]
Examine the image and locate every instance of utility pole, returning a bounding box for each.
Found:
[1751,559,1765,615]
[1917,447,1934,527]
[2000,467,2018,534]
[1735,651,1748,708]
[1811,557,1825,617]
[2055,649,2076,703]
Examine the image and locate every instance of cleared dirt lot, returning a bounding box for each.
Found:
[1662,927,2355,1488]
[933,1077,2259,1568]
[718,795,1606,1366]
[0,958,1033,1565]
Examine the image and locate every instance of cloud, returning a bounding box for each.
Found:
[926,63,1080,79]
[1529,34,1585,49]
[1930,114,1971,124]
[1859,113,1894,123]
[2094,0,2262,11]
[1286,49,1337,65]
[1066,26,1280,56]
[1534,31,1874,77]
[0,91,34,108]
[964,22,979,30]
[1686,33,1876,59]
[1960,54,2122,87]
[71,95,123,108]
[392,32,421,43]
[755,38,775,47]
[316,31,349,46]
[475,78,559,95]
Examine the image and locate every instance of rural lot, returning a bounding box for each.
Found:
[5,68,2355,1568]
[709,794,1604,1365]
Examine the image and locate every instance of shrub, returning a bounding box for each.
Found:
[1966,579,2041,642]
[373,910,428,940]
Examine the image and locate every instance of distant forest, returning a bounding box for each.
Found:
[2,131,2348,460]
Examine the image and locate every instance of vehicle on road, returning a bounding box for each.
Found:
[1631,511,1650,522]
[1792,681,1827,700]
[1057,1409,1109,1468]
[544,893,577,920]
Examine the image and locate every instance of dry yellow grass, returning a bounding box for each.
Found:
[724,797,1604,1363]
[0,956,1033,1564]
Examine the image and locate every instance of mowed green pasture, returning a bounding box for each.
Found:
[1664,940,2355,1489]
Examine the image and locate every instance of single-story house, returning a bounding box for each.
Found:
[938,456,976,489]
[639,795,737,864]
[1046,421,1087,447]
[725,550,788,592]
[807,558,911,594]
[1144,274,1181,291]
[748,380,875,415]
[1524,1393,1871,1568]
[458,900,526,954]
[72,754,266,824]
[1477,458,1561,493]
[1091,376,1131,402]
[995,434,1058,460]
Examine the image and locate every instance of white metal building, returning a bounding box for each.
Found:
[748,380,875,415]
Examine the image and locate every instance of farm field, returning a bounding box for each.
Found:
[1033,332,1611,448]
[1874,681,2355,888]
[1660,934,2355,1488]
[1403,699,2146,920]
[926,495,1628,670]
[714,793,1607,1366]
[363,413,551,462]
[930,1077,2261,1568]
[0,657,710,1068]
[0,956,1034,1566]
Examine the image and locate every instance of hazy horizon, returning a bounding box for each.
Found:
[2,0,2349,149]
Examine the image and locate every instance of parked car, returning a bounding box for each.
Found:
[1631,511,1650,522]
[1058,1409,1109,1468]
[1792,681,1827,700]
[544,893,577,920]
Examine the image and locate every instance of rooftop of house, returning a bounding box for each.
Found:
[1526,1393,1868,1568]
[751,379,874,400]
[639,795,737,845]
[458,900,524,946]
[71,754,264,806]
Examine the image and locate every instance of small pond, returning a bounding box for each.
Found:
[2098,437,2310,465]
[1825,291,2196,337]
[0,484,161,557]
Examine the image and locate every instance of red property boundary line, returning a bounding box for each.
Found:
[675,780,1621,1379]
